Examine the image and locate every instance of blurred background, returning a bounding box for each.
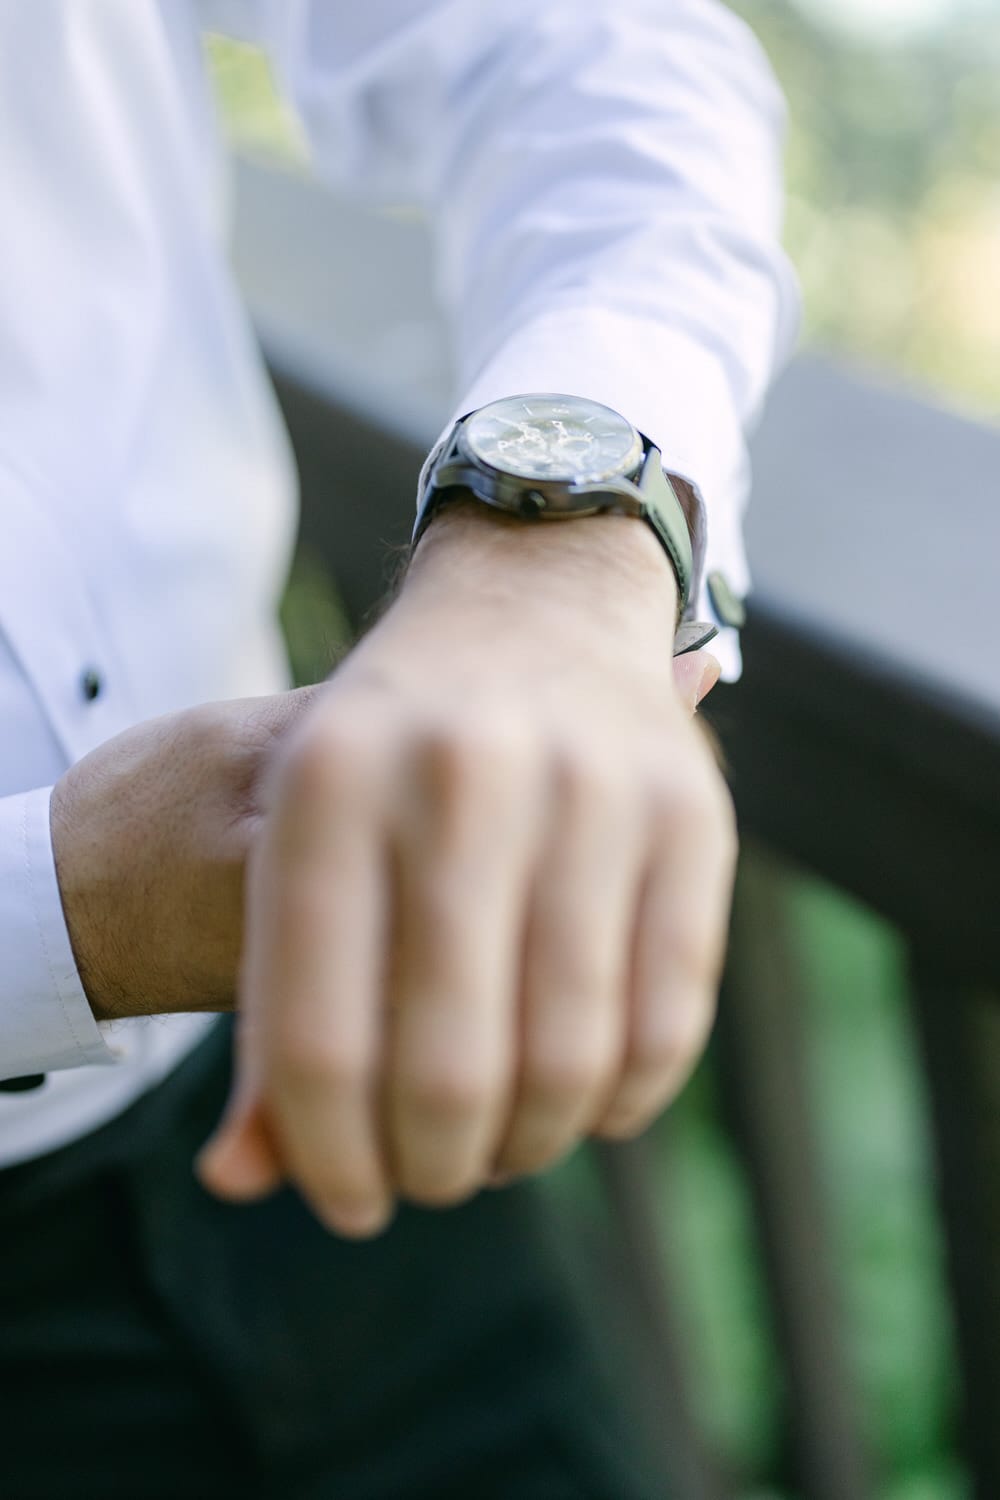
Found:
[206,5,999,1497]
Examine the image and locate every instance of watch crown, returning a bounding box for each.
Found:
[520,490,546,517]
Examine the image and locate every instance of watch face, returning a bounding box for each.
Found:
[462,394,643,484]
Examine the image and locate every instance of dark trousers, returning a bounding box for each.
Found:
[0,1021,664,1499]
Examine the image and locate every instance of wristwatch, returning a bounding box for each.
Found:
[412,393,719,656]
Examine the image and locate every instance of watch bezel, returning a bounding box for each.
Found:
[457,393,645,493]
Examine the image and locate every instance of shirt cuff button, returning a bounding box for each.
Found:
[80,667,103,702]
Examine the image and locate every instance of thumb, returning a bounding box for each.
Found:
[672,649,722,716]
[196,1088,283,1201]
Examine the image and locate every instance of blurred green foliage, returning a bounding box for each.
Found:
[733,0,1000,413]
[279,547,353,687]
[204,33,308,166]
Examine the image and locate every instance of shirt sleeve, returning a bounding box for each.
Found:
[219,0,801,676]
[0,787,117,1077]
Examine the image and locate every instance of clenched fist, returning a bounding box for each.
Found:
[198,502,736,1236]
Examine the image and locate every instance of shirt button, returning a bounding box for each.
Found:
[80,667,104,703]
[0,1074,47,1092]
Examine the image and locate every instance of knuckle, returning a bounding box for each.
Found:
[283,721,373,804]
[528,937,606,1001]
[416,720,533,803]
[663,922,717,987]
[400,1055,499,1122]
[527,1038,610,1105]
[628,1031,687,1087]
[648,761,735,847]
[648,764,707,825]
[416,725,474,794]
[633,994,715,1083]
[274,1030,369,1093]
[553,746,625,815]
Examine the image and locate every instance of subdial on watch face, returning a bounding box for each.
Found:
[463,394,643,483]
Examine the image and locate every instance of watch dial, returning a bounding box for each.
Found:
[463,394,642,484]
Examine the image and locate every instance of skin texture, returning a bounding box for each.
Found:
[51,687,324,1021]
[52,504,735,1236]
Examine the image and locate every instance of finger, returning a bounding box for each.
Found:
[492,756,637,1178]
[249,737,394,1237]
[386,729,535,1206]
[196,1036,283,1200]
[196,1101,282,1199]
[594,772,736,1139]
[672,650,721,715]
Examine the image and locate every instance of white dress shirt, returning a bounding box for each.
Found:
[0,0,798,1167]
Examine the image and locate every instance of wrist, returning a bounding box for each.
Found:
[403,499,680,639]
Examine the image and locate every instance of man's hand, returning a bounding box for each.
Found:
[51,688,321,1021]
[198,504,736,1237]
